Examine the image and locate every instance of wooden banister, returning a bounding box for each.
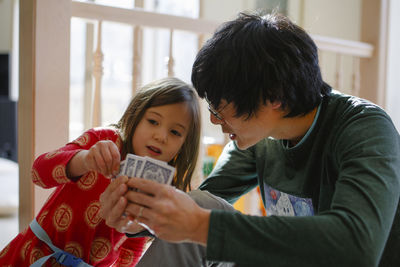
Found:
[71,1,218,34]
[312,34,374,58]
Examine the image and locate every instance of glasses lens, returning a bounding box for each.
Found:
[208,105,223,121]
[205,94,224,121]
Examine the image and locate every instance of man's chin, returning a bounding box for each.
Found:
[234,140,251,150]
[234,137,262,150]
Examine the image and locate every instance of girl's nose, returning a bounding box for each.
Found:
[153,129,168,143]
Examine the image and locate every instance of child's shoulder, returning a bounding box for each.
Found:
[69,127,122,148]
[89,126,120,139]
[90,126,117,134]
[90,127,122,149]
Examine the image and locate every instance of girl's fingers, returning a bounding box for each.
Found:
[99,141,120,177]
[100,145,113,176]
[109,144,121,176]
[85,141,118,177]
[93,151,107,175]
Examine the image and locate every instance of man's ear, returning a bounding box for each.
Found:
[270,101,282,110]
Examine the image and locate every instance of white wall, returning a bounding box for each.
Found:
[299,0,361,41]
[385,0,400,131]
[288,0,362,93]
[0,0,13,53]
[0,0,18,100]
[202,0,256,22]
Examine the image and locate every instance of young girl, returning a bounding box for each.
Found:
[0,77,201,266]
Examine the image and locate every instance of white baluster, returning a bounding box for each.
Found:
[352,57,361,96]
[334,54,343,91]
[132,0,143,95]
[167,29,174,77]
[92,20,103,127]
[132,25,143,95]
[84,22,94,130]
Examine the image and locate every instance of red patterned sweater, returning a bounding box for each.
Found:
[0,127,146,266]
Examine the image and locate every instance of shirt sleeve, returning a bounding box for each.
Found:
[206,114,400,266]
[112,237,147,266]
[199,141,259,204]
[31,128,120,188]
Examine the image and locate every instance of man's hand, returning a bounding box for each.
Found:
[123,178,211,245]
[99,176,144,234]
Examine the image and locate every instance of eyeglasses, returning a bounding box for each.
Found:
[205,94,226,123]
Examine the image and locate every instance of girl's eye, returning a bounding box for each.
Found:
[148,119,158,125]
[171,129,182,137]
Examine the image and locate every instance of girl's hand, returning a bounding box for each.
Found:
[67,140,121,179]
[82,140,121,178]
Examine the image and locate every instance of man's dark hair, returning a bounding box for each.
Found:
[192,11,331,118]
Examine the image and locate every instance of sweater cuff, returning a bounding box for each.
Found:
[64,149,85,181]
[126,229,155,238]
[206,209,226,261]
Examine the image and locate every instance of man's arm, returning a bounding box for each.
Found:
[136,190,236,267]
[199,141,259,203]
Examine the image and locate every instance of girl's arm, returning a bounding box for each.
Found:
[32,128,121,188]
[66,140,120,178]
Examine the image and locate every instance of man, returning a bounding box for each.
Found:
[100,12,400,266]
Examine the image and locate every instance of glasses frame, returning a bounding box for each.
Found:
[204,94,227,123]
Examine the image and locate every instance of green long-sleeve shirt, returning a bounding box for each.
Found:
[200,92,400,267]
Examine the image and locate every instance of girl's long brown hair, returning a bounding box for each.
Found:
[115,77,201,192]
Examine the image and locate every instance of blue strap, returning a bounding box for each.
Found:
[29,218,93,267]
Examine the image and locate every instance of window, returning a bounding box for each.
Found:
[69,0,199,140]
